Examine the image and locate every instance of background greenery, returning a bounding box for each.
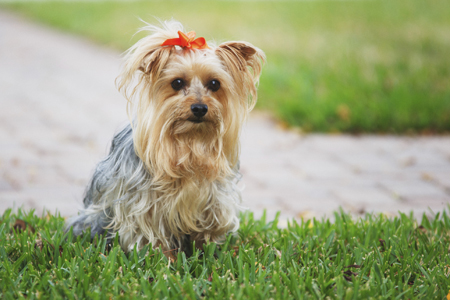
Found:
[4,0,450,133]
[1,209,450,299]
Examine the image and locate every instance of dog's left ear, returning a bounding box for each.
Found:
[216,42,265,108]
[216,41,265,82]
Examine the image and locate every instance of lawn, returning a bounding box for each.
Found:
[3,0,450,133]
[1,208,449,299]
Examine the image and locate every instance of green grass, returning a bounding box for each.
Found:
[3,0,450,133]
[1,209,450,299]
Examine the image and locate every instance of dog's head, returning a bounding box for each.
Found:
[118,20,265,183]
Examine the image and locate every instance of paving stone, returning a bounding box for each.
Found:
[0,179,14,191]
[332,186,395,205]
[360,136,411,154]
[426,171,450,190]
[301,135,372,155]
[0,187,84,216]
[403,196,450,209]
[338,152,399,174]
[379,179,449,200]
[281,197,342,215]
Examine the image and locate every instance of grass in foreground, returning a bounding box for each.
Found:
[1,209,449,299]
[3,0,450,133]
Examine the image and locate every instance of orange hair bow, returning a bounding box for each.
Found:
[161,31,209,49]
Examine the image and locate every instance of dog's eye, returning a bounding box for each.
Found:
[171,79,185,91]
[208,80,220,92]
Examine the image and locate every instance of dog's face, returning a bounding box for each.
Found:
[148,49,231,138]
[118,22,264,184]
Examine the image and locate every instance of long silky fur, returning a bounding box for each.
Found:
[67,20,265,252]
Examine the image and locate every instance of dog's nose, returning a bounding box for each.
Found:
[191,104,208,118]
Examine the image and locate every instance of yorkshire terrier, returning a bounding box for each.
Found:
[67,20,265,253]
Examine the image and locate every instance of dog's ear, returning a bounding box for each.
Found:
[215,42,265,109]
[216,41,265,83]
[117,45,172,104]
[138,47,172,79]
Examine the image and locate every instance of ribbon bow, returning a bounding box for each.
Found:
[161,31,209,49]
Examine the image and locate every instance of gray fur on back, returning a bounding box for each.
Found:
[66,124,148,239]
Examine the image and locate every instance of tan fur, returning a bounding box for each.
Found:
[110,20,265,251]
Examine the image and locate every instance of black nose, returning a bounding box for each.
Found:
[191,104,208,118]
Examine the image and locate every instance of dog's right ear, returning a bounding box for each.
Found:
[117,45,172,103]
[138,47,172,80]
[122,45,172,82]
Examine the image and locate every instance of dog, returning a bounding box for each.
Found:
[67,20,265,253]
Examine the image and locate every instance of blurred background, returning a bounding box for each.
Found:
[1,0,449,222]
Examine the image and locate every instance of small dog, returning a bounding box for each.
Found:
[67,20,265,253]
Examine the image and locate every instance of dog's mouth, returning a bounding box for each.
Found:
[187,118,204,124]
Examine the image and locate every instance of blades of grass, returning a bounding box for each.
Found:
[324,230,336,254]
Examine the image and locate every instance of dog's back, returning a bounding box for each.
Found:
[67,124,148,240]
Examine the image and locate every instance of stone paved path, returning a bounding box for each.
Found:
[1,10,450,222]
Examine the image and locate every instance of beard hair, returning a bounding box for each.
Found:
[133,96,234,186]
